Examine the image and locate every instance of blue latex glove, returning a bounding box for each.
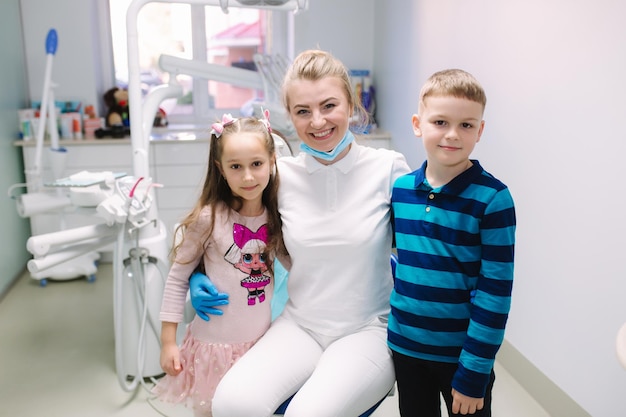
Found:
[190,271,229,321]
[271,259,289,321]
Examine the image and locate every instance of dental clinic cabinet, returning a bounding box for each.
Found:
[15,131,390,242]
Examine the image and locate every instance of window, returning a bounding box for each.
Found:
[108,0,295,125]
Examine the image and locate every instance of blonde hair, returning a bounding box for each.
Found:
[419,69,487,112]
[282,49,370,129]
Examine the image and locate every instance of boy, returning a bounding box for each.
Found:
[388,69,516,416]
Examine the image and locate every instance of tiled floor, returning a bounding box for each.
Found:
[0,263,550,417]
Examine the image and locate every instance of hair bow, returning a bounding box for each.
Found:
[259,108,271,133]
[211,113,237,137]
[233,223,269,248]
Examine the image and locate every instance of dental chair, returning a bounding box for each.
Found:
[273,253,399,416]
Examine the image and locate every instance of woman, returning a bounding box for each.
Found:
[191,49,411,417]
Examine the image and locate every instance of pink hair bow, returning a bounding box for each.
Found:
[211,113,237,137]
[259,108,271,133]
[233,223,269,248]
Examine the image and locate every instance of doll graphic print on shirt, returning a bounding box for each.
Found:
[225,223,270,305]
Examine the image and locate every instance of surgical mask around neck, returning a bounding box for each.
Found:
[300,130,355,161]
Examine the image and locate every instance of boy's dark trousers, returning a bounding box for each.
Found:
[392,351,495,417]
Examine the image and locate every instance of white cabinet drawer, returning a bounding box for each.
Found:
[154,164,206,188]
[153,141,209,165]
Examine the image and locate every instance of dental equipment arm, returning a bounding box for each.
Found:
[27,236,117,277]
[24,223,121,278]
[141,82,183,141]
[159,54,264,89]
[27,223,118,257]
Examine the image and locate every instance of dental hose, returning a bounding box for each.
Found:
[126,235,176,417]
[114,221,136,392]
[131,244,165,392]
[113,218,165,394]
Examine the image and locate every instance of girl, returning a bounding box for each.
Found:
[152,113,283,417]
[193,50,412,417]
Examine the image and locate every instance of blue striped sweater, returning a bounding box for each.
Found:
[388,160,516,398]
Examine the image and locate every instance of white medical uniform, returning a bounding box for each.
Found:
[212,143,411,417]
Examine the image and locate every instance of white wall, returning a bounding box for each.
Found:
[20,0,112,116]
[294,0,374,70]
[374,1,626,415]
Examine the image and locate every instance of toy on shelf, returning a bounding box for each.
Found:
[95,87,130,139]
[95,86,167,138]
[104,87,130,128]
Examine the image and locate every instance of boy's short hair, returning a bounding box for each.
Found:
[419,69,487,111]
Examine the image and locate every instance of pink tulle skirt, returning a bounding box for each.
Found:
[152,327,258,417]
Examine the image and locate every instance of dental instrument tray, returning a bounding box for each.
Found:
[45,170,127,188]
[45,171,128,207]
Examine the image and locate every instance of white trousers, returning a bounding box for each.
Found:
[211,315,395,417]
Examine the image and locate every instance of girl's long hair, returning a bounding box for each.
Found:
[171,117,284,273]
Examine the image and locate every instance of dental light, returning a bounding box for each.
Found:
[158,53,296,138]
